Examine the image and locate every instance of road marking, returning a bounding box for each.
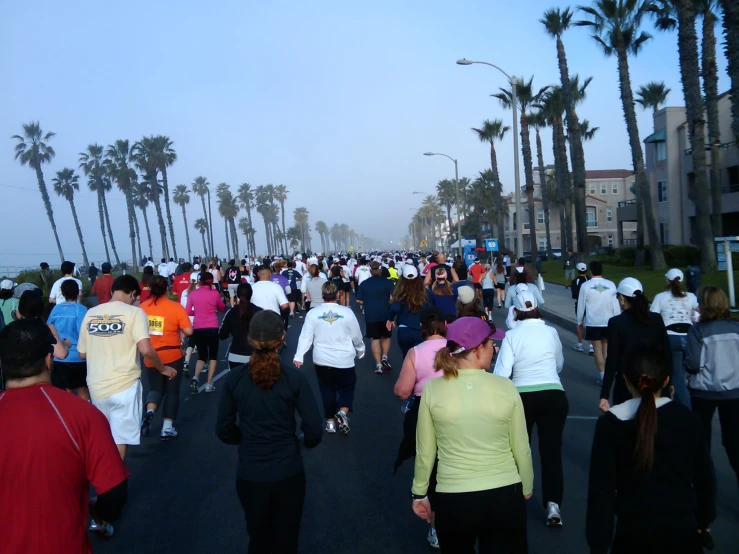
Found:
[567,416,599,420]
[184,367,231,400]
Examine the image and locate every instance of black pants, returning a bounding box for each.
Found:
[612,529,703,554]
[520,389,569,507]
[691,395,739,487]
[236,472,306,554]
[192,328,219,363]
[145,357,183,420]
[434,483,528,554]
[314,365,356,418]
[397,327,422,359]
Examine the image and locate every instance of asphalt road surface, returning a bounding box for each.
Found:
[94,299,739,554]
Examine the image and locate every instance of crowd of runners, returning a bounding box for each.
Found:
[0,249,737,554]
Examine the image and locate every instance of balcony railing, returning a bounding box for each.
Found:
[722,183,739,194]
[617,199,636,208]
[622,239,637,246]
[586,221,598,228]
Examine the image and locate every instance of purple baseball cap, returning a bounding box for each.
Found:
[446,317,502,355]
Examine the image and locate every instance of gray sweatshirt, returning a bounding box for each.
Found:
[685,318,739,399]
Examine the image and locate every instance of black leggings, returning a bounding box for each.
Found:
[691,395,739,487]
[520,389,569,507]
[145,357,184,420]
[193,328,219,362]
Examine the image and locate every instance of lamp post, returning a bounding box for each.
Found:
[423,153,462,256]
[457,58,522,256]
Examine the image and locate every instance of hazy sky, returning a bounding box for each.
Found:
[1,0,730,267]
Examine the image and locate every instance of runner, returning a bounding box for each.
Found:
[563,250,576,288]
[494,288,567,527]
[251,267,289,315]
[167,257,178,277]
[157,258,171,279]
[388,264,427,358]
[140,276,193,440]
[185,272,226,394]
[88,262,98,285]
[139,266,155,303]
[294,281,365,435]
[49,260,83,304]
[456,285,488,321]
[90,262,115,305]
[576,261,620,387]
[0,318,130,547]
[481,264,497,321]
[77,275,177,461]
[493,258,507,309]
[0,279,18,326]
[570,262,592,354]
[144,257,155,270]
[219,283,262,369]
[180,272,199,376]
[226,259,242,308]
[171,262,192,302]
[468,257,486,300]
[356,261,395,374]
[301,264,327,312]
[387,260,399,285]
[282,260,303,317]
[502,251,512,277]
[354,257,372,291]
[16,289,70,362]
[453,255,468,282]
[426,266,459,323]
[504,267,545,309]
[217,310,323,554]
[294,253,307,275]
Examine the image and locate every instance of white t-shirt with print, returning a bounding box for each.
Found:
[650,291,699,335]
[49,276,83,304]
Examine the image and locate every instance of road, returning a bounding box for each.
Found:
[94,299,739,554]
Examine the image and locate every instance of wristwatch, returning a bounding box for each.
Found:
[410,491,427,501]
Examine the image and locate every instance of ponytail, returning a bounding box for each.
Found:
[248,338,283,390]
[630,290,651,325]
[667,278,687,298]
[434,344,459,379]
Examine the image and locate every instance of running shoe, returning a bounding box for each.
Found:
[182,362,189,377]
[375,365,384,375]
[427,527,440,550]
[572,343,583,352]
[160,427,178,441]
[546,502,562,527]
[190,379,199,394]
[381,358,392,372]
[88,520,114,538]
[325,420,337,434]
[335,410,350,435]
[589,344,595,356]
[140,410,154,438]
[204,384,216,393]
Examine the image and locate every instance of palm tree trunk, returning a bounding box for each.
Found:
[200,231,208,257]
[676,1,716,271]
[152,195,168,259]
[280,202,288,254]
[521,115,539,263]
[200,195,211,257]
[181,205,192,261]
[125,191,138,273]
[34,166,65,263]
[489,144,506,249]
[161,167,177,259]
[207,190,214,256]
[133,210,144,264]
[230,218,239,259]
[224,218,231,260]
[139,206,153,260]
[703,9,723,237]
[68,199,89,266]
[616,44,666,269]
[101,193,121,266]
[719,0,739,142]
[97,190,111,262]
[536,129,554,259]
[553,121,572,253]
[262,218,271,254]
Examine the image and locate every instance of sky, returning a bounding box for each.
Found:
[1,0,730,268]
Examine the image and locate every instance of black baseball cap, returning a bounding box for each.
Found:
[248,310,285,342]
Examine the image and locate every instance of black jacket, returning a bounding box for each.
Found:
[586,400,715,554]
[218,303,262,357]
[216,362,323,482]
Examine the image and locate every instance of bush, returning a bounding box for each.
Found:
[662,245,700,267]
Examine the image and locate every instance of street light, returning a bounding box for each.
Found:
[457,58,522,255]
[424,152,462,256]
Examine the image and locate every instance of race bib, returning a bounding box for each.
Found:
[148,315,165,336]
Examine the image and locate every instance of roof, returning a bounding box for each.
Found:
[585,194,607,205]
[585,170,633,179]
[644,129,666,144]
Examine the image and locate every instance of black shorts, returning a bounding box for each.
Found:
[585,326,608,341]
[366,321,392,340]
[342,281,352,293]
[495,283,506,291]
[473,283,483,290]
[288,289,301,303]
[53,361,88,389]
[193,328,219,362]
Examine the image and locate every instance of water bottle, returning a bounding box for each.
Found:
[401,396,415,414]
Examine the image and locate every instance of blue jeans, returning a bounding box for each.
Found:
[397,327,422,359]
[669,335,691,409]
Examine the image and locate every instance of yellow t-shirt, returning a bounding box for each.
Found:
[77,301,150,400]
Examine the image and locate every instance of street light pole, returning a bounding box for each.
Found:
[424,152,462,257]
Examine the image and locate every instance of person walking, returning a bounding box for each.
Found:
[0,279,18,326]
[426,266,459,323]
[481,264,497,321]
[356,261,395,374]
[281,260,303,317]
[217,310,323,554]
[493,259,507,309]
[650,269,699,409]
[139,276,193,440]
[388,264,427,359]
[226,259,242,308]
[494,288,567,527]
[293,282,365,435]
[90,262,115,305]
[88,262,98,285]
[49,261,83,305]
[251,267,289,316]
[563,249,576,288]
[300,264,327,312]
[412,317,533,553]
[587,343,716,553]
[600,278,670,412]
[570,263,592,355]
[219,283,263,369]
[504,266,545,309]
[685,285,739,488]
[185,272,226,394]
[180,273,199,376]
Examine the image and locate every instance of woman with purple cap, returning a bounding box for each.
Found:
[494,287,567,527]
[411,317,533,553]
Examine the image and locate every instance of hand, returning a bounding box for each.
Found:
[412,498,432,523]
[357,350,365,360]
[598,399,610,413]
[386,321,394,332]
[62,338,72,347]
[524,493,533,500]
[294,360,303,368]
[161,366,177,380]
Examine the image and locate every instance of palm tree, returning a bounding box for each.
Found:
[238,217,255,254]
[719,0,739,142]
[133,180,154,260]
[255,185,274,253]
[579,120,600,142]
[315,220,329,253]
[530,109,554,258]
[294,207,310,252]
[152,135,178,259]
[216,183,234,260]
[493,77,549,260]
[471,119,510,246]
[274,184,290,254]
[237,183,256,255]
[577,0,666,269]
[635,81,671,112]
[652,0,716,270]
[80,144,120,265]
[52,168,88,266]
[106,139,139,272]
[130,178,144,263]
[133,137,169,258]
[192,176,212,257]
[11,122,64,263]
[173,185,192,260]
[194,218,209,257]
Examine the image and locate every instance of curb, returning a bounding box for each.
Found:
[541,307,578,335]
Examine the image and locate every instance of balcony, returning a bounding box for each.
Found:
[617,198,638,222]
[586,220,598,228]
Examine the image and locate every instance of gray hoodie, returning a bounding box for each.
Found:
[685,318,739,399]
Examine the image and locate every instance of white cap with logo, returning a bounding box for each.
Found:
[617,277,643,297]
[0,280,16,290]
[576,262,587,272]
[665,268,684,282]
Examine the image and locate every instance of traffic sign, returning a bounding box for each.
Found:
[421,240,427,247]
[349,246,354,252]
[485,238,499,252]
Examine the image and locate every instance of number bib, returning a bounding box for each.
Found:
[148,315,165,336]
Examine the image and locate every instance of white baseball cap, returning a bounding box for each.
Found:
[513,287,538,312]
[617,277,643,297]
[193,264,201,271]
[457,285,476,305]
[576,262,587,272]
[0,279,16,290]
[402,265,419,279]
[295,254,302,260]
[189,273,199,282]
[665,268,684,282]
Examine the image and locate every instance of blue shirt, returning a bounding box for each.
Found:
[427,284,459,320]
[47,301,88,363]
[357,276,395,323]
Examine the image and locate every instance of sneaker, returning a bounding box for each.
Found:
[140,411,154,438]
[572,343,583,352]
[427,527,440,550]
[182,362,190,377]
[546,502,562,527]
[596,375,604,386]
[335,410,350,435]
[375,365,384,375]
[381,358,392,372]
[160,427,178,441]
[190,379,199,394]
[589,344,595,356]
[204,384,216,393]
[325,420,337,434]
[88,520,114,538]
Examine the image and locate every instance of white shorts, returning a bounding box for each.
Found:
[228,283,239,298]
[92,380,143,446]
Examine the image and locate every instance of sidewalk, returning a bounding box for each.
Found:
[539,279,578,333]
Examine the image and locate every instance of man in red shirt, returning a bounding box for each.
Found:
[468,257,486,299]
[0,319,129,551]
[172,262,192,301]
[90,262,115,304]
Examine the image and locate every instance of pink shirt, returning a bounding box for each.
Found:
[412,338,446,397]
[185,286,225,329]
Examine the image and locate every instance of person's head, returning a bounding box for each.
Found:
[147,257,152,262]
[111,275,141,305]
[60,279,80,302]
[229,259,236,267]
[437,253,447,265]
[568,249,573,256]
[40,262,49,270]
[236,283,258,332]
[589,260,603,277]
[388,260,395,269]
[517,257,525,267]
[309,264,320,278]
[621,342,672,473]
[60,261,74,276]
[287,260,295,270]
[248,310,285,391]
[0,319,54,382]
[664,268,687,298]
[257,267,272,280]
[330,265,342,279]
[432,266,452,296]
[576,262,587,275]
[370,261,382,277]
[101,262,112,275]
[434,317,496,378]
[697,285,731,322]
[322,281,339,302]
[141,266,154,285]
[495,258,504,273]
[17,290,44,319]
[187,272,199,292]
[0,279,15,300]
[393,266,425,313]
[420,305,447,339]
[148,275,169,303]
[183,262,192,272]
[199,272,214,287]
[512,285,542,321]
[161,258,166,264]
[511,266,528,285]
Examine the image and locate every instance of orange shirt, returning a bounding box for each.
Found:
[139,297,193,365]
[469,263,486,284]
[90,274,115,304]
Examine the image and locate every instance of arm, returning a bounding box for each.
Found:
[504,286,513,308]
[293,315,315,365]
[93,480,128,523]
[649,293,661,314]
[394,349,417,399]
[450,266,459,284]
[411,387,436,496]
[533,284,545,307]
[185,293,195,316]
[48,324,69,360]
[684,325,702,374]
[586,417,617,554]
[295,373,323,448]
[216,293,226,313]
[215,374,241,444]
[349,314,365,357]
[509,388,534,496]
[218,308,233,340]
[576,285,586,325]
[492,335,514,379]
[137,339,176,378]
[300,278,308,294]
[505,305,518,330]
[600,320,619,402]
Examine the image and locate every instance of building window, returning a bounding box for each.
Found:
[608,235,614,246]
[537,210,544,224]
[586,206,597,227]
[589,183,595,194]
[600,183,607,195]
[539,238,547,249]
[612,182,618,194]
[656,141,667,162]
[659,222,669,244]
[606,207,613,222]
[658,180,668,203]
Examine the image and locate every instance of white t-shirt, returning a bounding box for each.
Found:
[294,260,307,274]
[576,277,621,327]
[144,261,155,269]
[158,263,171,278]
[251,281,289,314]
[650,291,699,335]
[494,319,564,389]
[167,261,177,275]
[355,265,372,287]
[293,303,365,368]
[49,276,83,304]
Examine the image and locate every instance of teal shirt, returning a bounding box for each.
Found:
[0,297,18,326]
